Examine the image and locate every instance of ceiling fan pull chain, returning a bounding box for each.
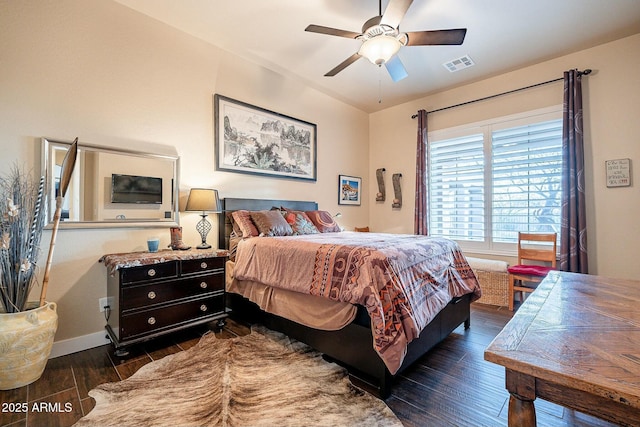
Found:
[378,66,383,103]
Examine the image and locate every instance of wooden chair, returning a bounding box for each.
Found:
[354,226,370,232]
[508,232,557,311]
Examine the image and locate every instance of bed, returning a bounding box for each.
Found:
[218,197,481,398]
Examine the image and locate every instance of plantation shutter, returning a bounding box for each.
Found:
[491,119,563,243]
[428,134,485,241]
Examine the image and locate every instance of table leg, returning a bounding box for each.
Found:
[505,369,537,427]
[508,393,536,427]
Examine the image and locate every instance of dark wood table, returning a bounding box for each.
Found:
[485,271,640,427]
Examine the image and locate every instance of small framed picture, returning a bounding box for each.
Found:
[338,175,362,206]
[605,158,631,187]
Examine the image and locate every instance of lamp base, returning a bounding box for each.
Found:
[195,213,212,251]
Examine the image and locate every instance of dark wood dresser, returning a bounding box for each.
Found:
[101,248,228,355]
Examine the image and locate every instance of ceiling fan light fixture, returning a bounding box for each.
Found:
[359,35,402,65]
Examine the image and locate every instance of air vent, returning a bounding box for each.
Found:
[443,55,474,72]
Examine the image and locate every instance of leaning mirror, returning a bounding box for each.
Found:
[41,138,180,228]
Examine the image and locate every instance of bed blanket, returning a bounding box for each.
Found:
[233,232,481,374]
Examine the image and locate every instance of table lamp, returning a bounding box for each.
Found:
[185,188,220,249]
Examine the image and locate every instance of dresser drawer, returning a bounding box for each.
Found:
[121,274,225,311]
[120,262,178,284]
[181,257,225,275]
[120,295,225,339]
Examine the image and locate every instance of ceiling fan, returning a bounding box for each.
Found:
[305,0,467,82]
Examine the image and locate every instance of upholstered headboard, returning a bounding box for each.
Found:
[217,197,318,249]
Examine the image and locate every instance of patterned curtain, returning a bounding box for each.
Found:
[560,70,588,273]
[414,109,428,235]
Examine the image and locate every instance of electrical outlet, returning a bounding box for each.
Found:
[98,297,113,312]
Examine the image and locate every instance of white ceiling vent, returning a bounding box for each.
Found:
[443,55,475,72]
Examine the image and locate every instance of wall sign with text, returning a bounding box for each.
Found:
[605,158,631,187]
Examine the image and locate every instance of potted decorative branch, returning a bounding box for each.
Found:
[0,139,77,390]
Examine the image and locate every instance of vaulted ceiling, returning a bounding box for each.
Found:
[114,0,640,112]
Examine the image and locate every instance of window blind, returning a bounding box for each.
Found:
[429,133,485,241]
[491,119,563,243]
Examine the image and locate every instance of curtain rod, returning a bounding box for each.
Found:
[411,69,592,118]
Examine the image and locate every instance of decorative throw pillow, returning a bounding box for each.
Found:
[231,210,260,238]
[283,210,319,235]
[305,210,341,233]
[250,210,293,237]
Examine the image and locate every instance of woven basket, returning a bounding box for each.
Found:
[474,270,509,307]
[0,302,58,390]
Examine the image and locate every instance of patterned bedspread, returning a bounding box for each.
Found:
[233,232,481,374]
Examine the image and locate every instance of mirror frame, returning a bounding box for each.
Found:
[41,137,180,229]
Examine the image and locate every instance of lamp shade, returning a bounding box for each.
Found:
[185,188,221,213]
[358,35,402,65]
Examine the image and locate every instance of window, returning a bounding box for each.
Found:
[427,108,562,254]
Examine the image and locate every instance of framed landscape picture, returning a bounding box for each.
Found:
[214,94,317,181]
[338,175,362,205]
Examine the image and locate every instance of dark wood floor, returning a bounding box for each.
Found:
[0,303,617,427]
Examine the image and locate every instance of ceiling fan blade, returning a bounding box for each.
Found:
[380,0,414,28]
[405,29,467,46]
[325,53,362,76]
[305,24,361,39]
[385,56,408,82]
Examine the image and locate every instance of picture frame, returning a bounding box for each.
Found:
[214,94,317,181]
[605,158,631,187]
[338,175,362,206]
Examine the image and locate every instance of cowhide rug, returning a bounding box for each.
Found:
[74,326,402,427]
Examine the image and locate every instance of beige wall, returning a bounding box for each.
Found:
[370,33,640,279]
[0,0,369,345]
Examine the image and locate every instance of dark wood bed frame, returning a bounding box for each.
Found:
[218,197,472,398]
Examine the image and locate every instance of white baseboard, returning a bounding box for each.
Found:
[50,331,111,358]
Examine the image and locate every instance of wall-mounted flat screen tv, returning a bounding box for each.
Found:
[111,174,162,204]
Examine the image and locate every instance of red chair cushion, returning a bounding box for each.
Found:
[507,264,555,277]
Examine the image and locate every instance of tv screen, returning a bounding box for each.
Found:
[111,174,162,204]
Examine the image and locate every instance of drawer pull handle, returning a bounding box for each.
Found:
[147,268,156,277]
[200,282,208,289]
[148,291,156,300]
[200,304,208,312]
[147,317,156,325]
[200,262,208,269]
